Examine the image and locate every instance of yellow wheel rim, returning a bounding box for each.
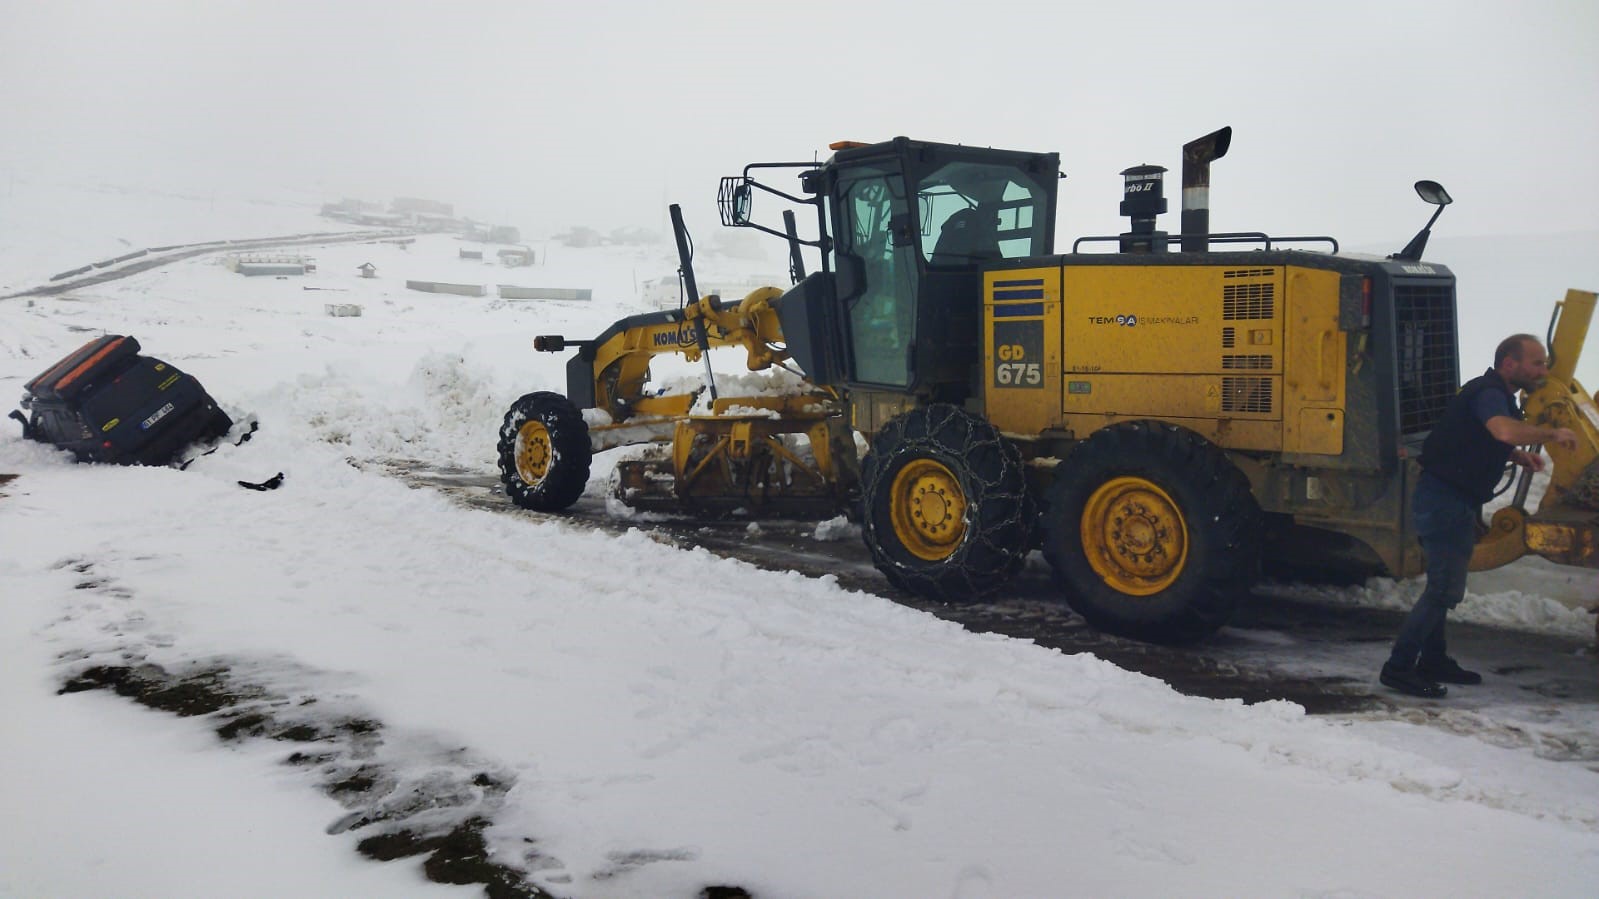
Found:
[1080,476,1187,595]
[889,459,968,562]
[515,420,553,483]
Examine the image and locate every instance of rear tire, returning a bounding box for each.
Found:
[860,404,1034,601]
[1041,421,1260,643]
[497,392,590,511]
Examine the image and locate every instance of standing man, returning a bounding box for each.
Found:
[1380,334,1580,698]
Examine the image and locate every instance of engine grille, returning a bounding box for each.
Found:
[1393,281,1457,436]
[1222,282,1275,320]
[1222,354,1273,370]
[1221,376,1273,413]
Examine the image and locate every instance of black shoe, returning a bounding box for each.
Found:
[1380,664,1448,698]
[1417,656,1482,685]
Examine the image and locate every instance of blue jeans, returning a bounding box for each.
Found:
[1386,471,1479,670]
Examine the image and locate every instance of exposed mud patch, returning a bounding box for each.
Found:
[61,663,241,715]
[50,558,765,897]
[58,654,555,897]
[357,818,545,899]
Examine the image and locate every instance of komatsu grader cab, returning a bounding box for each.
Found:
[503,128,1599,643]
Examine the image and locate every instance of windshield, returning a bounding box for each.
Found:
[918,161,1049,268]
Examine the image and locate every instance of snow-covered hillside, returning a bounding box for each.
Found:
[2,181,1597,898]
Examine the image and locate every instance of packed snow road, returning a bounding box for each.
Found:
[397,461,1599,766]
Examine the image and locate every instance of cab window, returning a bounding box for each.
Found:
[837,167,918,387]
[919,162,1048,268]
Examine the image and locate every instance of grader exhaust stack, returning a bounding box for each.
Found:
[1180,126,1232,253]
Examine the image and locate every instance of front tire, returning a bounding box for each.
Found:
[1041,421,1260,643]
[497,392,590,511]
[860,405,1034,601]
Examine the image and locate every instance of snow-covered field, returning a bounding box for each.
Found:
[2,179,1598,898]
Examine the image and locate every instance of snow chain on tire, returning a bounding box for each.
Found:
[860,404,1035,602]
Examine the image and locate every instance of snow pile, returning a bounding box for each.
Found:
[258,351,510,470]
[812,514,857,542]
[1263,574,1597,641]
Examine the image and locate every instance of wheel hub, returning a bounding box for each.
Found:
[889,459,968,561]
[1081,476,1187,595]
[515,420,553,483]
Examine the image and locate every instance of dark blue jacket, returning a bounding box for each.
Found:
[1419,368,1521,504]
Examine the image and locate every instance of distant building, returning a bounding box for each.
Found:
[319,198,381,223]
[461,222,523,244]
[355,211,407,227]
[225,254,310,277]
[358,262,377,278]
[391,197,454,218]
[412,213,464,233]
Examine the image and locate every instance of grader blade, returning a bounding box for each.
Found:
[611,412,858,518]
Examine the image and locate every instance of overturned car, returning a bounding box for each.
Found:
[10,334,232,466]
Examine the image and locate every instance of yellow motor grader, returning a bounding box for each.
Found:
[500,130,1599,644]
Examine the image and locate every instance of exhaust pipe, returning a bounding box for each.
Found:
[1180,126,1232,253]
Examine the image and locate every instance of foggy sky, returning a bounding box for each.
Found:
[2,0,1596,247]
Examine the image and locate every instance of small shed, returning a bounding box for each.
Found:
[358,262,377,278]
[497,248,534,267]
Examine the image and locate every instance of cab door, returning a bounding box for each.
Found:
[835,165,920,388]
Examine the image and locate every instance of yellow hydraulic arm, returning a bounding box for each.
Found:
[536,287,800,421]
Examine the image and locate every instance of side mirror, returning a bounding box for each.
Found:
[1390,179,1453,262]
[716,176,755,227]
[731,183,753,225]
[1415,180,1452,207]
